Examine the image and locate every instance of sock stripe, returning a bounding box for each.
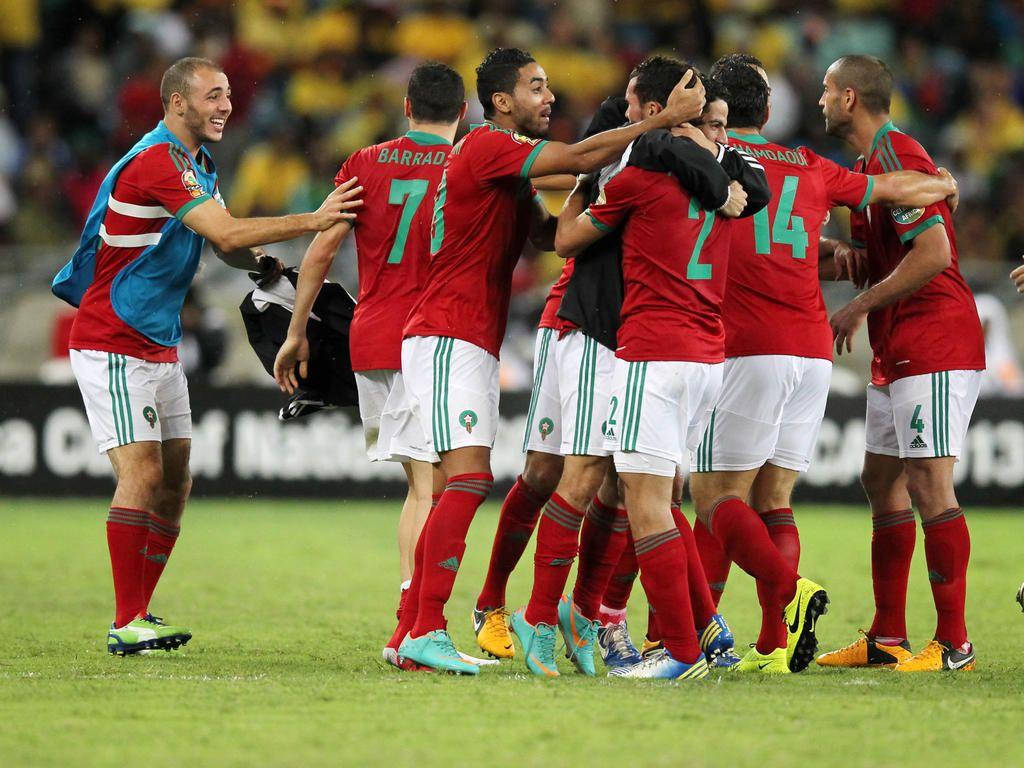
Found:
[585,503,617,529]
[148,516,181,536]
[873,509,916,530]
[515,475,547,507]
[543,502,585,531]
[634,527,680,556]
[922,507,964,528]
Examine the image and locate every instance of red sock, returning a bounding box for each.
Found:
[868,508,916,642]
[600,520,638,612]
[387,494,441,650]
[525,493,585,626]
[694,517,730,607]
[759,508,800,571]
[141,514,179,611]
[922,508,970,648]
[710,497,797,652]
[635,528,700,663]
[476,475,547,610]
[572,498,629,619]
[671,503,716,629]
[646,605,660,643]
[411,475,493,637]
[106,507,150,627]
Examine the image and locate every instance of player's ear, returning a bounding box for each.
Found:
[404,97,412,119]
[492,91,513,116]
[459,102,468,121]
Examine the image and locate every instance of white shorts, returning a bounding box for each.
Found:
[402,336,500,453]
[522,329,615,457]
[604,358,723,477]
[690,355,832,473]
[355,369,438,463]
[69,349,191,454]
[865,370,981,459]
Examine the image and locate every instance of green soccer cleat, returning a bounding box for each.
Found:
[398,630,480,675]
[107,614,192,656]
[735,645,790,675]
[784,577,829,672]
[557,595,600,676]
[510,608,560,677]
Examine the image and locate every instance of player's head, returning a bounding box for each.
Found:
[692,75,728,144]
[405,61,467,126]
[476,48,553,138]
[820,55,892,137]
[160,57,231,144]
[709,57,770,130]
[625,55,698,123]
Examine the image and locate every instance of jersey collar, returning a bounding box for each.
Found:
[154,120,216,172]
[867,120,899,160]
[405,130,452,147]
[726,129,768,144]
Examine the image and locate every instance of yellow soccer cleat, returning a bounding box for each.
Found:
[816,630,912,668]
[735,645,790,675]
[893,639,975,672]
[472,606,515,659]
[783,577,829,672]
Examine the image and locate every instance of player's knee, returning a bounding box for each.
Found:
[903,463,949,506]
[522,453,562,497]
[172,471,192,504]
[859,465,891,501]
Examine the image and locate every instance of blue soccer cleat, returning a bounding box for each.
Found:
[598,619,643,670]
[699,613,740,667]
[608,648,710,680]
[398,630,480,675]
[556,595,600,676]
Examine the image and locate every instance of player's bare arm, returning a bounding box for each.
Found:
[212,245,284,287]
[868,167,958,210]
[819,237,867,287]
[554,180,608,259]
[527,71,706,177]
[1011,256,1024,293]
[182,177,363,253]
[273,220,354,394]
[532,174,576,191]
[528,195,557,251]
[830,224,952,354]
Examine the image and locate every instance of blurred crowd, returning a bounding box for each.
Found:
[2,0,1023,388]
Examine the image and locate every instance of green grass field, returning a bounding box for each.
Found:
[1,499,1021,767]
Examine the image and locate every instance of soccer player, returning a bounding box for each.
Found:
[271,62,467,670]
[552,67,771,682]
[52,57,364,655]
[688,56,961,674]
[816,55,984,672]
[389,47,707,674]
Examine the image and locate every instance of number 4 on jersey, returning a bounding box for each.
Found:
[754,174,808,260]
[387,178,429,264]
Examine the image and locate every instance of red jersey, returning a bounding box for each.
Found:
[850,122,985,385]
[335,131,452,371]
[69,143,214,362]
[403,122,547,358]
[540,258,574,331]
[586,166,729,363]
[724,132,873,360]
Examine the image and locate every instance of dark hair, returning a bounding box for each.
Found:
[709,52,765,80]
[701,74,728,110]
[829,55,893,114]
[708,59,769,129]
[630,55,696,108]
[476,48,536,118]
[407,61,465,123]
[160,57,223,109]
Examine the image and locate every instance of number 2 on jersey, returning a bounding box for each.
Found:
[753,174,808,260]
[686,199,715,280]
[387,178,429,264]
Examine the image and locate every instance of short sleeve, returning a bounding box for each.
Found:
[817,153,873,212]
[584,171,637,232]
[474,127,548,183]
[881,137,946,244]
[334,151,360,187]
[133,144,212,220]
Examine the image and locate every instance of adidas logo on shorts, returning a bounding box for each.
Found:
[909,435,928,449]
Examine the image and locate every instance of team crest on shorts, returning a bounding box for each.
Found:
[142,406,158,428]
[459,410,478,433]
[538,417,554,440]
[891,206,924,225]
[181,169,205,199]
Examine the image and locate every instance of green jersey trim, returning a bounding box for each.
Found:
[898,214,943,243]
[867,121,900,163]
[174,195,211,220]
[520,140,548,178]
[854,175,875,212]
[405,130,452,147]
[585,210,611,232]
[726,130,768,145]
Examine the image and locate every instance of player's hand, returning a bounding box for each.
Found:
[830,301,867,356]
[274,335,309,395]
[717,181,747,218]
[937,166,959,213]
[663,69,705,126]
[833,241,868,288]
[248,247,285,287]
[312,177,364,230]
[1011,256,1024,294]
[670,123,717,154]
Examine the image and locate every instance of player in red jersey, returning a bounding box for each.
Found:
[55,57,362,655]
[272,63,467,669]
[817,56,985,672]
[687,56,960,674]
[389,47,707,674]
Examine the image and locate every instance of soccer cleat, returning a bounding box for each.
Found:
[1017,581,1024,613]
[784,577,829,672]
[816,630,912,668]
[472,606,515,659]
[107,614,191,656]
[509,608,559,677]
[557,595,600,676]
[398,630,480,675]
[598,620,643,669]
[735,645,790,675]
[641,638,664,658]
[698,613,739,667]
[382,646,432,672]
[608,648,710,680]
[893,639,975,672]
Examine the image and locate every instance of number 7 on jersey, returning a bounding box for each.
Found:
[387,178,429,264]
